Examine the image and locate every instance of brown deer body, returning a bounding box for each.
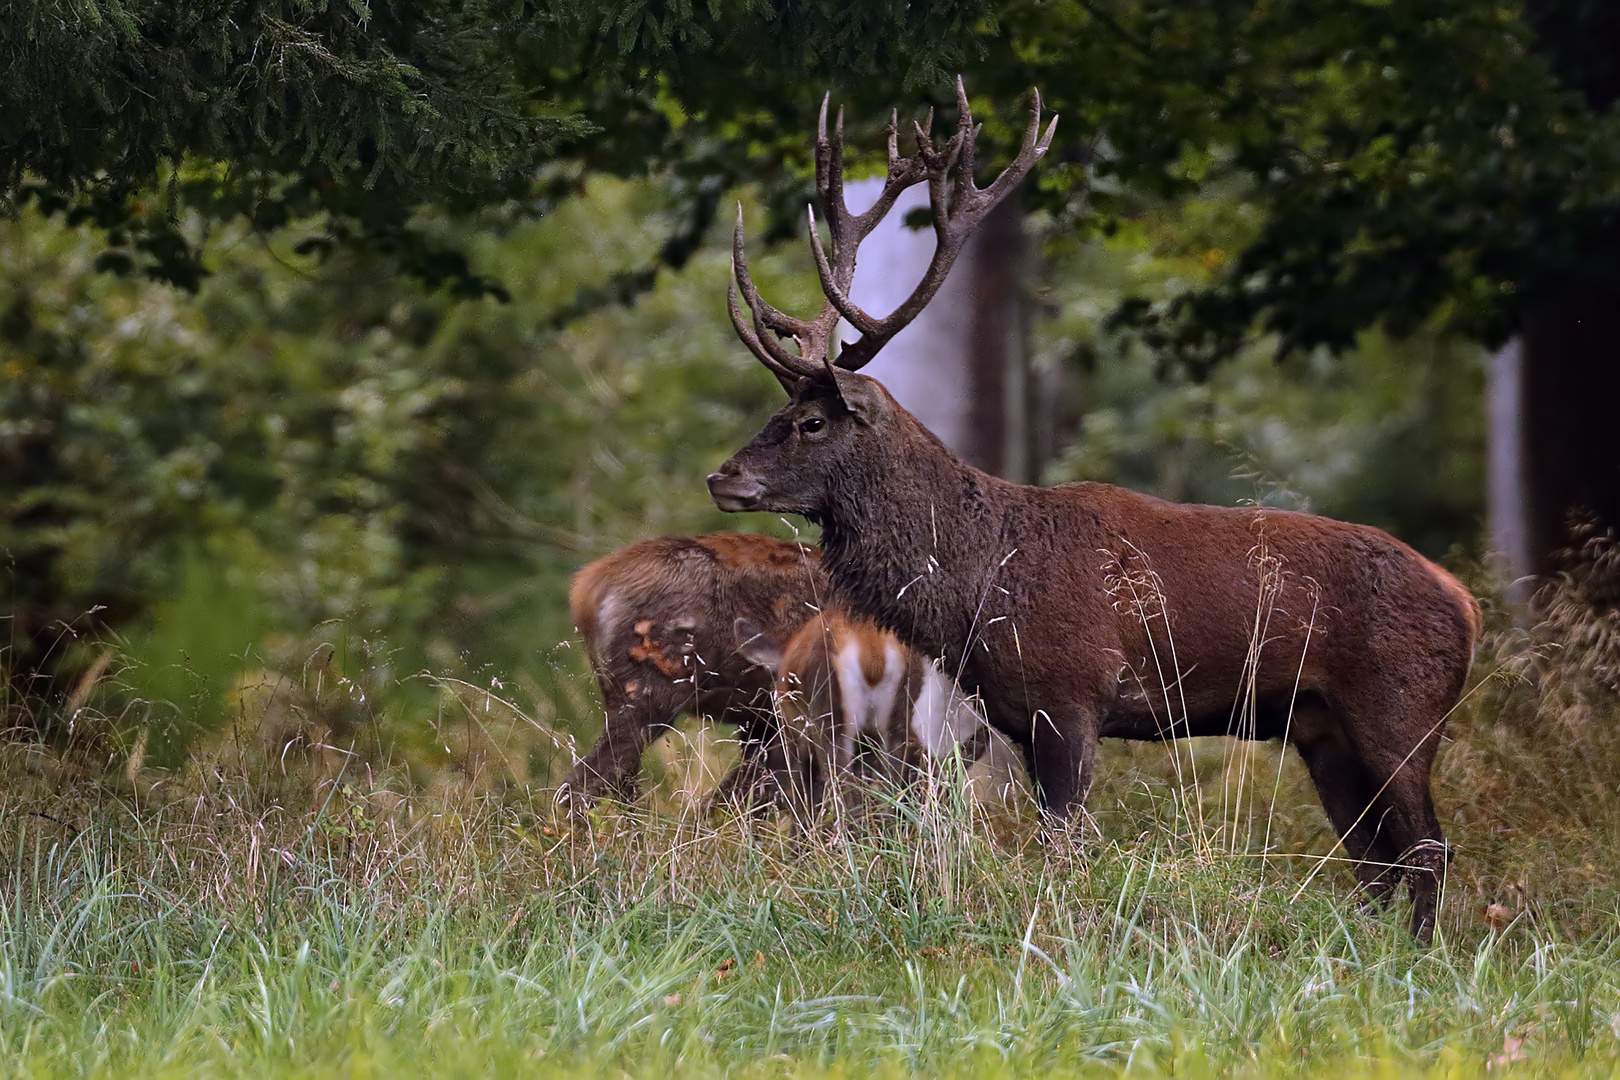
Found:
[561,533,828,806]
[704,81,1480,941]
[735,609,987,815]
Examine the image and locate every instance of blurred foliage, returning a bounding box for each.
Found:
[1034,182,1485,560]
[1048,330,1484,563]
[1,0,990,293]
[992,0,1620,364]
[2,0,585,294]
[8,1,1619,361]
[11,0,1616,775]
[1,185,813,757]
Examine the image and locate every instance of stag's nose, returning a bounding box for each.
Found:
[707,466,763,511]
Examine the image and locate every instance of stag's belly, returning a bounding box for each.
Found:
[1100,693,1301,743]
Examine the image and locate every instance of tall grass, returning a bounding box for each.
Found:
[3,768,1620,1078]
[2,545,1619,1077]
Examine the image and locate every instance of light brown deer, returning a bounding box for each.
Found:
[733,609,989,816]
[560,533,829,807]
[705,79,1480,941]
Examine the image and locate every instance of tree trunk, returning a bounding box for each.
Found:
[963,199,1028,481]
[1490,279,1620,598]
[1486,338,1531,600]
[844,180,1034,480]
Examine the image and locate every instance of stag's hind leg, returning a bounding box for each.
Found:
[1350,718,1449,945]
[1289,696,1404,909]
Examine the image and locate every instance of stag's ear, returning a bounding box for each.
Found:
[734,618,784,672]
[829,368,884,426]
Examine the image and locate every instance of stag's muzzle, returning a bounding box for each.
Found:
[707,465,764,512]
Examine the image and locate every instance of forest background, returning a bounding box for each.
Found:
[11,0,1613,779]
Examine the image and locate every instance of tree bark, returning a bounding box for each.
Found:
[845,180,1033,480]
[962,198,1029,481]
[1491,279,1620,604]
[1486,338,1530,599]
[1520,281,1620,578]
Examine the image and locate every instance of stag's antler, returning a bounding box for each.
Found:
[729,77,1057,382]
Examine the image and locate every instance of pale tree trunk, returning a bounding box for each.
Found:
[1486,338,1531,601]
[843,180,1034,481]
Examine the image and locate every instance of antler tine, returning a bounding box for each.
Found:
[953,75,974,144]
[812,94,865,283]
[814,93,830,196]
[833,80,1059,373]
[911,110,934,160]
[828,105,846,211]
[957,122,983,194]
[808,205,882,336]
[734,257,819,376]
[981,90,1059,207]
[730,206,825,377]
[727,274,804,386]
[731,205,812,342]
[815,94,849,223]
[723,82,1055,381]
[818,95,929,303]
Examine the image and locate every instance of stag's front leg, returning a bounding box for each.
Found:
[1026,707,1099,829]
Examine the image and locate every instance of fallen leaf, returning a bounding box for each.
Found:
[715,957,737,981]
[1488,1033,1528,1071]
[752,950,766,969]
[663,994,681,1007]
[1481,903,1513,931]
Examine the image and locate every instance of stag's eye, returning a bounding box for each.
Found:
[798,417,825,435]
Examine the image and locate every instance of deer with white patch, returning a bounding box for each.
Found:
[734,609,990,816]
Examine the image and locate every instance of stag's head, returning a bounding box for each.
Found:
[707,79,1056,516]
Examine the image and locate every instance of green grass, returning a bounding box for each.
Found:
[3,555,1619,1078]
[3,744,1620,1080]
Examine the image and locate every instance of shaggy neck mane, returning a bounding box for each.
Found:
[815,408,1011,661]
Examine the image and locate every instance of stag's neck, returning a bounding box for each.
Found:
[817,420,1013,661]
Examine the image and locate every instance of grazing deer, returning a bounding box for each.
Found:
[733,609,988,816]
[560,533,829,807]
[705,80,1480,941]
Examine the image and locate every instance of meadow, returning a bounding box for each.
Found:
[3,545,1619,1079]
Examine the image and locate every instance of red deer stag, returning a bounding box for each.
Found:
[733,610,989,816]
[561,533,829,807]
[705,79,1480,942]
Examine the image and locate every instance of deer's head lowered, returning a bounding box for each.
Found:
[706,79,1056,518]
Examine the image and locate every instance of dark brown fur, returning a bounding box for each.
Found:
[561,533,829,806]
[710,375,1481,942]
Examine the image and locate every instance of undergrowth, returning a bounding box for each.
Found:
[2,544,1618,1077]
